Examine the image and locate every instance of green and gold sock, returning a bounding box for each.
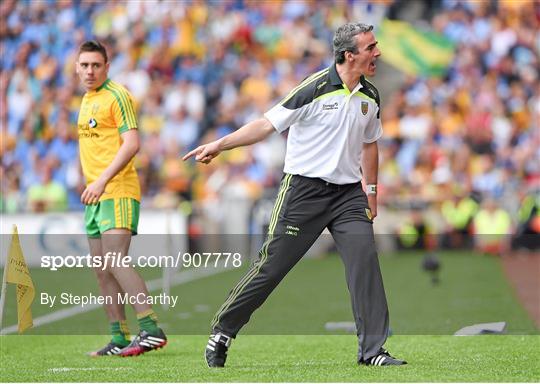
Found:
[110,320,130,347]
[137,309,160,336]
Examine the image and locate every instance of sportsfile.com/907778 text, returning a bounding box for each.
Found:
[40,252,243,271]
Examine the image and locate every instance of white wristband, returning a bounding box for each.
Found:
[366,184,377,195]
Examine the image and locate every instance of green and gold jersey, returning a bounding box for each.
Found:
[77,79,140,202]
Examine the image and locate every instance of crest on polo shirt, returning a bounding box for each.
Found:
[361,101,369,115]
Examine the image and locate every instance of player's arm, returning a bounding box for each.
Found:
[182,117,275,164]
[361,141,379,219]
[81,129,139,205]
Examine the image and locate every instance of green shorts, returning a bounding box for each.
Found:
[85,197,140,238]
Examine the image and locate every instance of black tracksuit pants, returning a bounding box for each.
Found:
[211,173,389,361]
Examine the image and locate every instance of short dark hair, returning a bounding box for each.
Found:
[333,23,374,64]
[78,40,108,63]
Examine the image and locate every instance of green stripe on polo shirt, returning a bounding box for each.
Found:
[314,89,349,102]
[353,92,377,104]
[280,69,329,106]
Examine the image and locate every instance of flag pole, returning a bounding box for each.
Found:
[0,225,15,333]
[0,257,8,333]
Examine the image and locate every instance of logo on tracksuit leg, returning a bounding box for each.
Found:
[285,225,300,236]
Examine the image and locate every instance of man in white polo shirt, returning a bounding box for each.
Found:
[183,22,406,368]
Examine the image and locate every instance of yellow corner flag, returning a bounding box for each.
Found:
[4,225,35,333]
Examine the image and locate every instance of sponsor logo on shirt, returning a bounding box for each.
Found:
[88,118,98,128]
[78,124,99,138]
[322,102,339,111]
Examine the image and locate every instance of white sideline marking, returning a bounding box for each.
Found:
[0,266,232,335]
[49,367,132,373]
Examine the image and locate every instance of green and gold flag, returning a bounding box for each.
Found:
[377,19,455,78]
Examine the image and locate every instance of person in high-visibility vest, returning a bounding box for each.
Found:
[397,209,433,250]
[473,198,512,255]
[512,192,540,250]
[440,192,478,249]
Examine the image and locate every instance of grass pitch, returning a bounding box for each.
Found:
[1,334,539,382]
[0,250,538,381]
[2,251,537,335]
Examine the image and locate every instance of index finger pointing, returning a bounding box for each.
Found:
[182,148,198,161]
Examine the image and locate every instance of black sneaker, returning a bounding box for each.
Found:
[118,329,167,357]
[88,342,125,357]
[360,348,407,366]
[205,333,232,367]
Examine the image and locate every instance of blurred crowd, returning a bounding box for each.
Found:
[0,0,539,247]
[386,0,539,251]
